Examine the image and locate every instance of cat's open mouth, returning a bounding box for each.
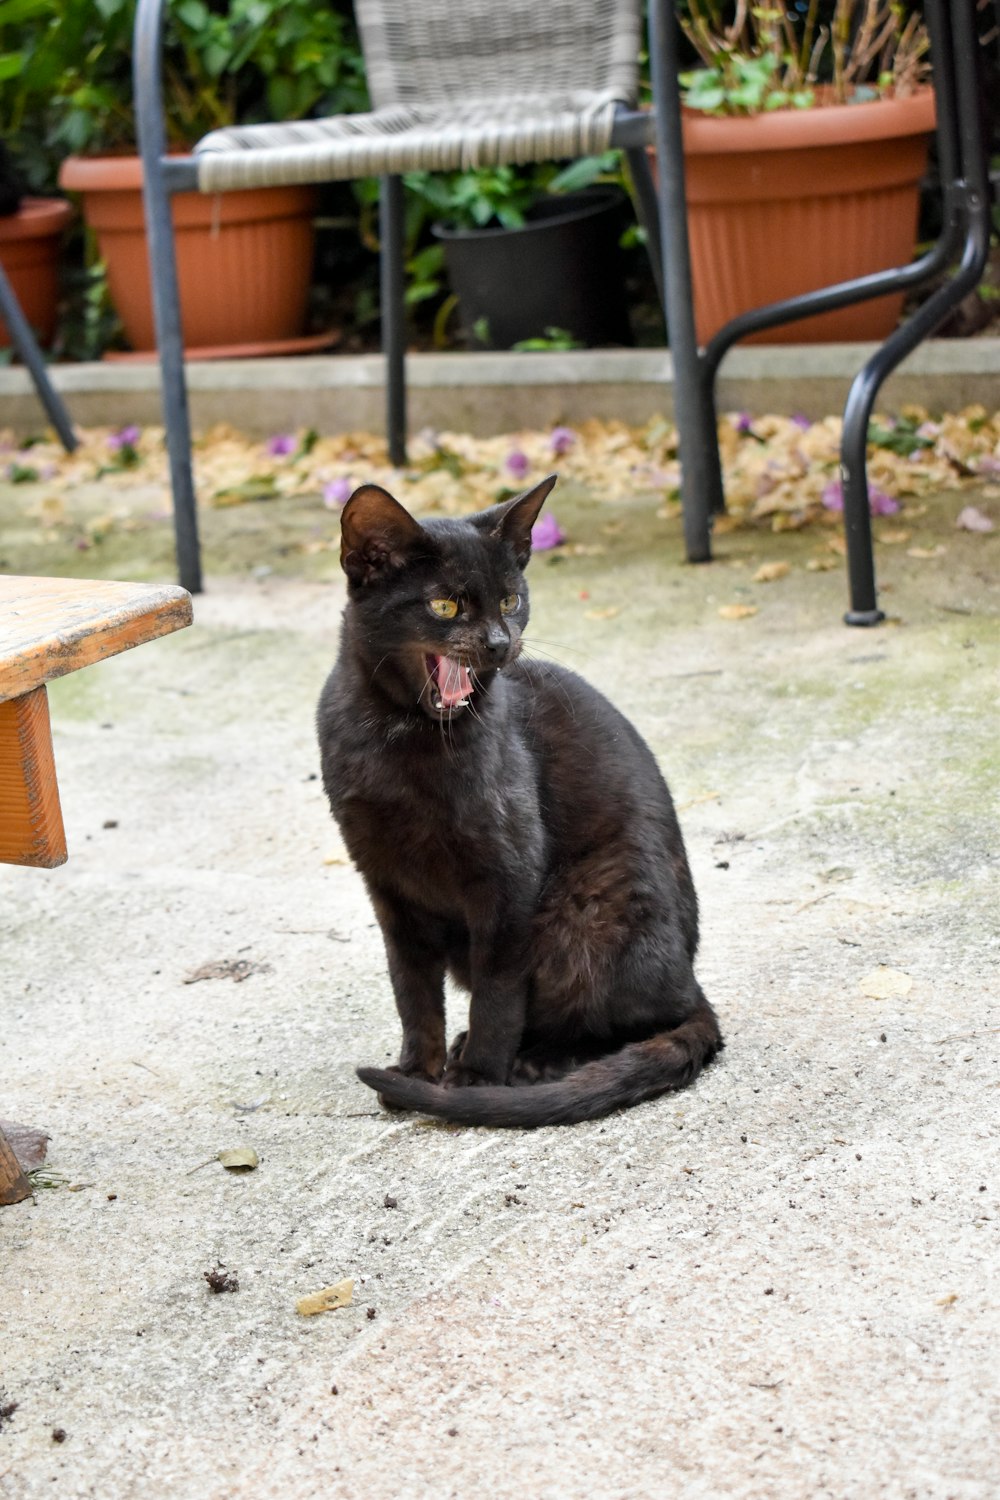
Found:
[425,653,474,714]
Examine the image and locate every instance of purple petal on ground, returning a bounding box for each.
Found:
[975,453,1000,476]
[531,513,565,551]
[323,477,353,508]
[734,412,753,433]
[955,505,995,532]
[505,449,531,482]
[549,426,576,455]
[265,432,296,457]
[790,412,811,430]
[869,487,899,516]
[823,477,898,515]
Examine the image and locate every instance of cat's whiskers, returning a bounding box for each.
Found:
[525,634,592,664]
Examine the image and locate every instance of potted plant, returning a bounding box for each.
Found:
[674,0,935,344]
[407,162,634,350]
[19,0,365,355]
[0,145,72,350]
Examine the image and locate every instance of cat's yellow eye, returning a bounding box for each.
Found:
[500,593,520,614]
[428,598,458,619]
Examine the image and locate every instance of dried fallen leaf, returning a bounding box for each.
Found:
[906,545,947,560]
[859,966,913,999]
[752,561,790,583]
[826,535,847,557]
[806,555,839,573]
[0,1120,49,1173]
[584,606,621,621]
[935,1292,958,1307]
[183,958,271,984]
[296,1278,354,1317]
[718,604,758,620]
[876,528,912,545]
[218,1148,259,1172]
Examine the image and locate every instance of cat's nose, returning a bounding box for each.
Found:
[481,623,510,663]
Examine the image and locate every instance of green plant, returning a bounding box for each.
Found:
[680,0,930,116]
[511,327,584,351]
[0,0,367,185]
[403,164,547,232]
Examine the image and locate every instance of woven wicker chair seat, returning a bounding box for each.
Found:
[194,92,630,192]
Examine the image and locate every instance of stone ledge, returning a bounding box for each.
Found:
[3,339,998,437]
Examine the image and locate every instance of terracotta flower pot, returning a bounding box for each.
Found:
[58,154,317,354]
[0,197,73,349]
[676,88,937,345]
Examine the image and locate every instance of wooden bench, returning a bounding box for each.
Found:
[0,575,192,868]
[1,575,191,1203]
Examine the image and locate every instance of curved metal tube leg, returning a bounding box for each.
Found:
[135,0,202,594]
[0,263,77,452]
[648,0,718,562]
[381,175,407,467]
[842,0,990,626]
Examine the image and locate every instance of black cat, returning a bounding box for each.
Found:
[316,476,721,1127]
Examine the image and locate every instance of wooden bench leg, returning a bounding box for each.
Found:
[0,1125,32,1205]
[0,685,67,867]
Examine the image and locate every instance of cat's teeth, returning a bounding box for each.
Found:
[433,697,444,710]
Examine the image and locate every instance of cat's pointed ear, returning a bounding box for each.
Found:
[340,484,429,585]
[483,474,558,566]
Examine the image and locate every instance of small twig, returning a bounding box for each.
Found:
[933,1026,1000,1045]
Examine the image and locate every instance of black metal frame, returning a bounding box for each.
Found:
[0,261,76,453]
[135,0,987,625]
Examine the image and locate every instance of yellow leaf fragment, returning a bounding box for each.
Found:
[296,1278,354,1317]
[584,606,621,621]
[718,604,758,620]
[752,561,790,583]
[936,1293,958,1307]
[859,966,913,1000]
[806,555,839,572]
[218,1148,259,1171]
[876,528,912,545]
[906,545,947,560]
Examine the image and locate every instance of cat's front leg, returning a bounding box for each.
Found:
[369,888,447,1081]
[444,919,529,1088]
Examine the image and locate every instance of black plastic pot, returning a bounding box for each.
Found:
[432,187,632,351]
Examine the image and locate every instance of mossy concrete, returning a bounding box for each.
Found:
[0,473,997,1499]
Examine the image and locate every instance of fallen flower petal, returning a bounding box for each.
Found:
[531,513,565,550]
[955,505,994,532]
[323,477,353,508]
[505,449,531,482]
[550,426,576,455]
[265,432,296,457]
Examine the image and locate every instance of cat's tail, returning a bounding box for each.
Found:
[356,995,722,1129]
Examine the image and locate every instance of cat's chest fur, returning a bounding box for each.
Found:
[321,672,545,916]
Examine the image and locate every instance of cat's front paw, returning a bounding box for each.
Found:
[442,1061,502,1090]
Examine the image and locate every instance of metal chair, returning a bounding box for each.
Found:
[136,0,987,625]
[135,0,714,597]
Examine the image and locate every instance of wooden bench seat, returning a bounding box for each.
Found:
[0,576,192,867]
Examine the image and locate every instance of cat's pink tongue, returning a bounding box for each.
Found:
[433,654,473,708]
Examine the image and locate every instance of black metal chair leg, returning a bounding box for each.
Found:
[135,0,202,595]
[647,0,719,562]
[381,174,407,468]
[842,0,990,625]
[0,262,77,452]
